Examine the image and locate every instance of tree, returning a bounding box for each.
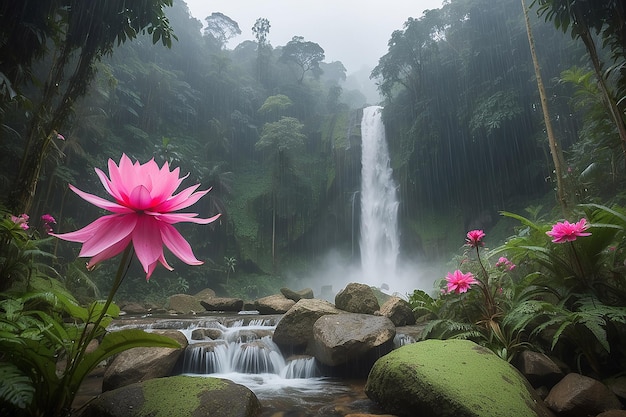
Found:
[252,17,271,83]
[531,0,626,169]
[4,0,176,214]
[255,117,306,265]
[280,36,325,83]
[522,0,568,210]
[204,12,241,50]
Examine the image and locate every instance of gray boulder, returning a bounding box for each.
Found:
[335,282,380,314]
[544,373,622,417]
[80,375,261,417]
[311,313,395,368]
[365,339,554,417]
[254,294,296,314]
[377,296,415,326]
[280,287,314,302]
[200,297,244,312]
[166,294,204,314]
[102,330,187,392]
[514,350,564,389]
[272,298,343,349]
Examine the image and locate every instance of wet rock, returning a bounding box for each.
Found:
[544,373,622,417]
[273,298,343,349]
[376,296,415,326]
[280,287,314,302]
[190,328,223,340]
[80,375,261,417]
[166,294,204,314]
[515,350,564,389]
[102,330,187,392]
[200,297,244,312]
[194,288,217,298]
[253,294,295,314]
[311,313,395,369]
[365,339,554,417]
[335,283,380,314]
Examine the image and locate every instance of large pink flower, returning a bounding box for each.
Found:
[546,218,591,243]
[53,154,220,279]
[445,270,478,294]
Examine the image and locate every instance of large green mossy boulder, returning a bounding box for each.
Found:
[80,375,261,417]
[365,339,554,417]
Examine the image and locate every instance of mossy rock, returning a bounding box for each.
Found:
[365,339,554,417]
[80,375,261,417]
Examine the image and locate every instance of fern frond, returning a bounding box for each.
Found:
[0,362,34,410]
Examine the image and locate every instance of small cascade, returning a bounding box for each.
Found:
[179,318,319,379]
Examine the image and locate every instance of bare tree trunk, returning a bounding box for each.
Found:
[522,0,568,211]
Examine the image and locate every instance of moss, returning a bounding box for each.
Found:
[139,376,228,417]
[368,340,548,417]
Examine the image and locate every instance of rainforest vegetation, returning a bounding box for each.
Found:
[1,0,626,414]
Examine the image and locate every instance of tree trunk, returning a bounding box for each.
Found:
[522,0,568,211]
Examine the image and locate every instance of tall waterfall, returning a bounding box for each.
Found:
[360,106,400,284]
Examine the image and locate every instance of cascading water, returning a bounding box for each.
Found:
[360,106,400,285]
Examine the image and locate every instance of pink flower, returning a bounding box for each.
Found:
[52,154,220,279]
[11,213,29,230]
[445,270,478,294]
[41,214,56,224]
[546,218,591,243]
[466,229,485,247]
[496,256,515,271]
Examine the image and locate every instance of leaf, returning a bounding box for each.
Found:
[0,362,35,409]
[70,329,181,393]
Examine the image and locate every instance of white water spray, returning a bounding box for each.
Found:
[360,106,400,286]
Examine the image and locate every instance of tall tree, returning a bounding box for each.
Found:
[532,0,626,168]
[280,36,325,83]
[252,17,271,84]
[522,0,568,210]
[204,12,241,50]
[4,0,176,214]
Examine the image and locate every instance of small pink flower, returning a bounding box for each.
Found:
[445,270,478,294]
[52,154,221,280]
[546,218,591,243]
[496,256,515,271]
[57,133,65,141]
[11,213,29,230]
[41,214,56,224]
[466,229,485,247]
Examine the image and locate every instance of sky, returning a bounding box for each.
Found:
[184,0,445,74]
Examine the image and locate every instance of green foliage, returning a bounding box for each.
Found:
[426,204,626,377]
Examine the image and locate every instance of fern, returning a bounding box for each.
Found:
[0,363,34,410]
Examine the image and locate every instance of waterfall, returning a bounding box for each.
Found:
[359,106,400,285]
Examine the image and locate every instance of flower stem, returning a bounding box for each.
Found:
[58,245,133,415]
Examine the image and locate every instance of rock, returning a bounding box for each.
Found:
[544,373,622,417]
[280,287,314,302]
[200,297,244,312]
[166,294,203,314]
[119,302,148,315]
[596,411,626,417]
[377,296,415,326]
[311,313,395,369]
[190,328,223,340]
[80,375,261,417]
[335,283,380,314]
[102,330,188,392]
[254,294,296,314]
[194,288,217,298]
[272,298,343,349]
[365,339,554,417]
[606,376,626,404]
[515,350,564,388]
[394,324,427,346]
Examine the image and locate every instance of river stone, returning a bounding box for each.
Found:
[200,297,244,312]
[102,330,187,392]
[166,294,204,314]
[254,294,295,314]
[311,313,395,367]
[280,287,314,302]
[365,339,554,417]
[80,375,261,417]
[335,282,380,314]
[377,296,415,326]
[544,373,622,417]
[273,298,343,349]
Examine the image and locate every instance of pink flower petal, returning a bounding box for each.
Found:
[132,216,165,273]
[160,222,203,266]
[128,185,154,210]
[86,235,132,268]
[152,212,221,225]
[69,184,133,214]
[79,215,137,257]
